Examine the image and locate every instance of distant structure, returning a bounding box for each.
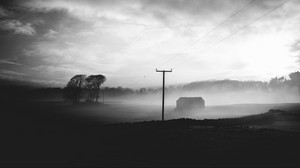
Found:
[176,97,205,112]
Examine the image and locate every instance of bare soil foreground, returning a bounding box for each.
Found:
[1,100,300,167]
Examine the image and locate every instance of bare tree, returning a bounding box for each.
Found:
[85,74,106,102]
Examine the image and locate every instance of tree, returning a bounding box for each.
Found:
[63,74,86,103]
[138,88,147,95]
[289,71,300,86]
[85,74,106,102]
[269,77,286,90]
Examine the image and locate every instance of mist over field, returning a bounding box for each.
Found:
[3,76,299,123]
[124,86,300,106]
[28,78,294,123]
[1,0,300,166]
[105,78,300,106]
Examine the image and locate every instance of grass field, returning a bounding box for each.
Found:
[1,100,300,167]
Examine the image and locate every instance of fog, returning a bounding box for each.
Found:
[2,78,299,123]
[109,86,300,106]
[89,86,300,122]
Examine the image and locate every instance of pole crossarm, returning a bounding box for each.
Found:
[156,69,173,73]
[156,69,172,121]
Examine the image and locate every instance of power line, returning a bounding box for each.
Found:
[171,0,290,70]
[126,0,290,89]
[156,0,255,69]
[129,0,255,88]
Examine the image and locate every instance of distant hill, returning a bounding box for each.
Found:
[0,78,44,88]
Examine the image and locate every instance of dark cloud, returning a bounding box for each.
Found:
[0,19,36,35]
[0,60,23,66]
[0,5,36,36]
[0,6,11,17]
[0,3,90,79]
[0,69,28,76]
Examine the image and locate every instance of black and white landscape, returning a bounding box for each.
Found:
[1,0,300,167]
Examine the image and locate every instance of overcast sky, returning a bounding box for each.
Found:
[0,0,300,88]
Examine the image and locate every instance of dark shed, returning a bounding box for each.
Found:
[176,97,205,112]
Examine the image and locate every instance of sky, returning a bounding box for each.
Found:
[0,0,300,88]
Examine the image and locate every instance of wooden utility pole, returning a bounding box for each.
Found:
[156,69,172,121]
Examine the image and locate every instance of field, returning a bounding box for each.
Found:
[1,100,300,167]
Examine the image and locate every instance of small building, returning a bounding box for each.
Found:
[176,97,205,112]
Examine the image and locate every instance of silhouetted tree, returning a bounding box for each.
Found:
[63,74,86,103]
[269,77,281,89]
[289,71,300,86]
[138,88,147,95]
[85,74,106,102]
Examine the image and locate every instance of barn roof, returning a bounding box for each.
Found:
[177,97,204,101]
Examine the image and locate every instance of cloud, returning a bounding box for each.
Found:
[0,69,28,76]
[21,0,295,27]
[290,40,300,52]
[1,0,299,87]
[0,19,36,35]
[290,40,300,62]
[0,6,13,18]
[28,78,64,86]
[20,0,234,28]
[43,29,58,39]
[0,6,8,17]
[20,0,298,39]
[0,60,23,66]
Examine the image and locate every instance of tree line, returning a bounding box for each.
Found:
[132,71,300,95]
[63,74,106,103]
[269,71,300,90]
[5,71,297,103]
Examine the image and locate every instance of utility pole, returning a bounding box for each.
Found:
[156,69,172,121]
